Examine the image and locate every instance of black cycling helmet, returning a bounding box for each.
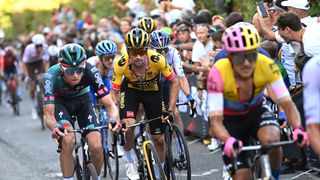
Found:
[59,43,87,67]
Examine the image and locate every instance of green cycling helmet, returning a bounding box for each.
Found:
[59,43,87,67]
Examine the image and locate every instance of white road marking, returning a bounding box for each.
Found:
[187,138,201,145]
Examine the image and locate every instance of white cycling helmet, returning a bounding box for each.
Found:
[32,34,45,45]
[48,45,59,57]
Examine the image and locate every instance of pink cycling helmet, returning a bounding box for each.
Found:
[222,22,260,53]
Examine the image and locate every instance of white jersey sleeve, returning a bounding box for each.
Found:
[303,55,320,125]
[172,48,185,77]
[87,56,99,66]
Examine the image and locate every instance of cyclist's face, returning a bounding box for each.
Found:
[128,49,147,66]
[60,63,85,86]
[100,54,115,69]
[229,50,257,79]
[35,45,43,54]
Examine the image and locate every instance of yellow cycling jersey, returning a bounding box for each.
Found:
[207,53,282,114]
[111,50,176,91]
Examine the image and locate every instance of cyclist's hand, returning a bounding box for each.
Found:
[187,94,196,109]
[161,111,174,123]
[224,137,243,158]
[51,120,72,144]
[108,119,123,132]
[293,127,309,147]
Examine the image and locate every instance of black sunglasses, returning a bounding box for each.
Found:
[230,51,258,65]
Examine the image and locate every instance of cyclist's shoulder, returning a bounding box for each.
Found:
[147,50,166,65]
[113,54,129,72]
[45,64,60,77]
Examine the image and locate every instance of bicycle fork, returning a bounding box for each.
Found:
[259,154,272,179]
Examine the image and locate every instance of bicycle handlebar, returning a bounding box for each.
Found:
[176,102,196,117]
[127,117,161,128]
[67,125,108,134]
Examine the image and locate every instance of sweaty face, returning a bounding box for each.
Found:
[100,54,115,69]
[229,50,257,79]
[128,50,147,66]
[61,63,85,87]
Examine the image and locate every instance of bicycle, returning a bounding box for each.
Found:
[34,70,45,130]
[7,73,20,115]
[127,117,167,180]
[233,135,303,180]
[163,102,194,180]
[56,122,108,180]
[95,104,123,180]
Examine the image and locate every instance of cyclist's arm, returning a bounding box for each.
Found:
[44,104,56,130]
[159,55,179,111]
[207,66,230,141]
[100,94,120,122]
[267,61,301,128]
[43,72,56,130]
[303,57,320,154]
[172,49,191,95]
[0,55,4,78]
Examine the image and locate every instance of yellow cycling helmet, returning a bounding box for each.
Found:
[125,28,150,50]
[138,17,156,33]
[222,22,260,53]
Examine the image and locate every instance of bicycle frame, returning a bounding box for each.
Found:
[235,140,297,180]
[128,117,167,180]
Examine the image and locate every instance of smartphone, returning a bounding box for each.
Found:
[256,1,268,18]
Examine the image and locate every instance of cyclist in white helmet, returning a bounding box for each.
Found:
[22,34,50,119]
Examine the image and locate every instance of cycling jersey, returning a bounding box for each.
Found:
[87,55,113,104]
[22,44,49,63]
[111,50,176,91]
[163,47,185,77]
[303,56,320,125]
[207,53,290,115]
[44,63,108,105]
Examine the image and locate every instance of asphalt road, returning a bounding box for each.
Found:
[0,85,319,180]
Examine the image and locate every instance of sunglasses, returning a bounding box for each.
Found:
[100,55,115,62]
[35,44,43,48]
[155,48,169,54]
[129,49,147,57]
[229,51,258,65]
[61,65,85,75]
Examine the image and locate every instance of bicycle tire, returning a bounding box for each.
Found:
[133,138,147,180]
[36,87,45,130]
[143,141,166,180]
[85,162,98,180]
[164,126,176,180]
[74,159,83,180]
[105,129,119,180]
[170,124,191,180]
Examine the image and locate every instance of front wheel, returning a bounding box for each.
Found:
[144,141,166,180]
[170,124,191,180]
[36,87,45,130]
[86,162,98,180]
[102,129,119,180]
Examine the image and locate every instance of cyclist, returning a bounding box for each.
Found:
[0,46,21,104]
[110,28,179,179]
[207,22,309,180]
[303,55,320,155]
[44,43,121,180]
[22,34,49,119]
[150,29,196,130]
[138,17,156,34]
[47,44,60,67]
[88,40,117,104]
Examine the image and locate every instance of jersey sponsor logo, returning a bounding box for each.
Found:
[44,79,52,94]
[150,54,160,63]
[44,73,52,79]
[268,63,280,75]
[97,87,107,96]
[90,66,98,73]
[126,111,134,118]
[120,92,125,109]
[118,57,126,66]
[59,111,63,118]
[94,72,104,88]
